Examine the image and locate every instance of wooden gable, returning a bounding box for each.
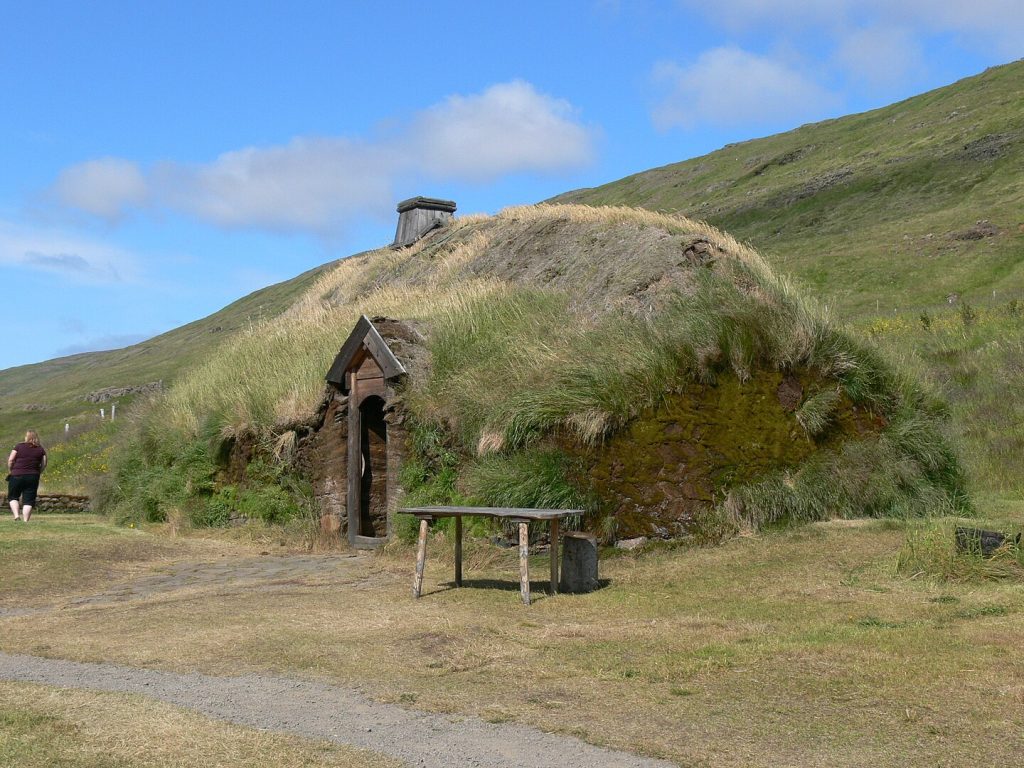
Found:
[325,315,406,394]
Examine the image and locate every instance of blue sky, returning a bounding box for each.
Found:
[1,1,1020,370]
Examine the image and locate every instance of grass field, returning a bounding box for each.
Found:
[0,681,396,768]
[2,514,1022,766]
[860,299,1024,496]
[2,59,1023,767]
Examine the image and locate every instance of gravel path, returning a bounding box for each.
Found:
[0,652,677,768]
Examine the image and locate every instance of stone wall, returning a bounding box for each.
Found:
[294,390,349,538]
[293,385,409,543]
[0,493,91,513]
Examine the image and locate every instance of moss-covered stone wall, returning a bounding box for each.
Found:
[580,370,883,539]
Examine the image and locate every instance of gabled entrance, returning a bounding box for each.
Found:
[326,316,407,548]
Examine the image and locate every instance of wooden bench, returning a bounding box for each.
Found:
[399,506,582,605]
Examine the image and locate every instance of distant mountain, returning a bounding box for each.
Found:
[552,60,1024,318]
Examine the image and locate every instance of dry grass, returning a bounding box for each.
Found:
[898,517,1024,581]
[159,223,502,439]
[156,202,819,442]
[0,515,288,609]
[0,681,397,767]
[3,515,1023,766]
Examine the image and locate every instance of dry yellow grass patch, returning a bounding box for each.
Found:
[499,202,763,260]
[4,516,1024,766]
[0,681,398,767]
[157,200,826,441]
[0,514,307,609]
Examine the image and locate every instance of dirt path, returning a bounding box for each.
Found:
[0,652,676,768]
[65,552,374,607]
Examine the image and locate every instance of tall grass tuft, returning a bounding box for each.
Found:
[463,449,588,512]
[796,389,841,437]
[898,519,1024,581]
[726,430,967,532]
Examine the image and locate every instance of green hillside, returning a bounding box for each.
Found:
[0,260,335,456]
[552,60,1024,318]
[6,60,1022,506]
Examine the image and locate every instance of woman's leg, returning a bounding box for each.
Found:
[9,499,20,520]
[20,476,39,522]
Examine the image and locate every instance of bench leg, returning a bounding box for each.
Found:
[549,518,559,595]
[413,518,429,598]
[519,521,530,606]
[455,515,463,587]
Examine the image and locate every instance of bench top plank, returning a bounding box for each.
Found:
[400,505,581,521]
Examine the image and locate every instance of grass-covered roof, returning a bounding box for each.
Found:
[103,205,968,536]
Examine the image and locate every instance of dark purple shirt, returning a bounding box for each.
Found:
[11,442,45,475]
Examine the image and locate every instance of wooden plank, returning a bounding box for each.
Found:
[325,316,373,387]
[549,518,559,595]
[413,518,429,598]
[346,372,361,546]
[400,506,582,521]
[355,377,386,400]
[325,315,406,390]
[455,515,463,587]
[519,522,531,606]
[362,325,406,380]
[355,356,384,380]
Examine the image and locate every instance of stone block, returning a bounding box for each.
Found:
[560,531,599,593]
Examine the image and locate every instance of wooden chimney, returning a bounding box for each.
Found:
[391,196,456,248]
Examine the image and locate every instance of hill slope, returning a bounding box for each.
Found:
[552,60,1024,317]
[8,61,1019,500]
[0,260,336,448]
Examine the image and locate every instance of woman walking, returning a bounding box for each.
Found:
[8,430,46,522]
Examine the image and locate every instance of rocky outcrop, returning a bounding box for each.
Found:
[85,382,163,403]
[949,220,1000,241]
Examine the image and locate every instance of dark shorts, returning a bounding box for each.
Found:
[8,474,40,506]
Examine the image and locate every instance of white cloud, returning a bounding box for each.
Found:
[153,137,396,234]
[674,1,1024,86]
[410,81,594,181]
[676,0,843,33]
[678,0,1024,47]
[52,158,147,219]
[0,220,137,284]
[835,27,925,89]
[652,47,841,130]
[895,0,1024,56]
[49,81,595,236]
